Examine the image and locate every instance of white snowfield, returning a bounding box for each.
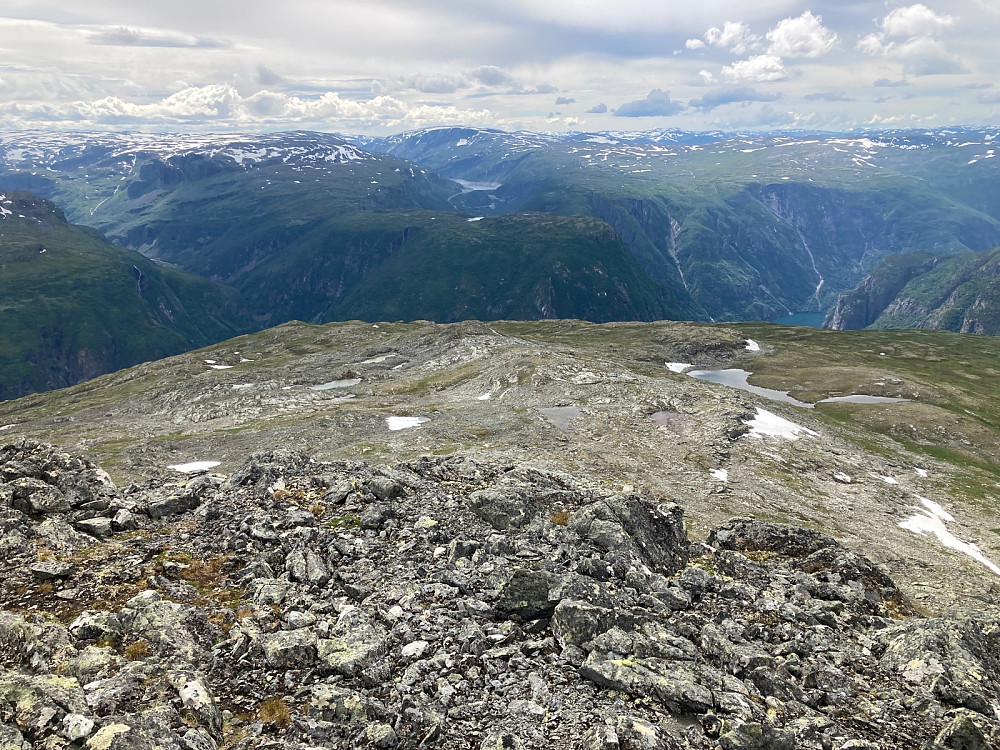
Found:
[665,362,693,373]
[386,416,429,431]
[746,408,818,440]
[744,339,761,352]
[1,130,996,195]
[0,132,368,173]
[710,468,729,482]
[168,461,220,473]
[900,496,1000,577]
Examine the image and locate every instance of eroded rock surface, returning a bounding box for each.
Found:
[1,442,999,749]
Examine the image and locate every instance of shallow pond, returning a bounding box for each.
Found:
[539,406,582,431]
[688,369,909,409]
[688,369,814,408]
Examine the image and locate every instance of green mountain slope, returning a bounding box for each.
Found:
[0,132,683,326]
[0,191,257,400]
[324,213,682,322]
[825,246,1000,334]
[3,129,998,328]
[371,128,1000,321]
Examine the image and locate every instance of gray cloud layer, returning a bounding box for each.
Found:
[0,1,995,133]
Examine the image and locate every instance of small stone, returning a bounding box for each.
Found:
[366,722,397,748]
[30,560,76,580]
[401,640,429,659]
[386,605,405,620]
[62,713,95,742]
[75,517,113,539]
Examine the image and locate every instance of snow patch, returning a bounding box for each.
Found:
[386,416,429,431]
[710,468,729,482]
[0,424,16,431]
[467,216,484,222]
[311,378,361,391]
[362,353,396,364]
[833,472,852,483]
[169,461,220,474]
[915,467,929,478]
[746,408,818,440]
[874,475,898,485]
[899,496,1000,577]
[477,393,491,401]
[665,362,693,373]
[745,339,760,352]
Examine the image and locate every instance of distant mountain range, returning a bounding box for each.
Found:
[361,126,1000,320]
[0,131,685,328]
[2,127,998,325]
[0,127,998,397]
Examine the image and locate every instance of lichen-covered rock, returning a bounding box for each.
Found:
[468,485,538,530]
[316,607,387,680]
[285,548,329,587]
[0,673,88,742]
[260,629,318,669]
[879,617,1000,717]
[117,592,209,666]
[570,496,688,575]
[930,712,992,750]
[69,611,123,646]
[0,441,118,519]
[1,443,999,750]
[494,569,559,621]
[708,518,837,557]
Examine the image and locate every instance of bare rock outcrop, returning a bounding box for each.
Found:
[1,443,998,749]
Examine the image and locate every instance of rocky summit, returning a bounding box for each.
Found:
[2,439,999,750]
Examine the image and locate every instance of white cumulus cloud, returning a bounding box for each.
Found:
[881,4,956,37]
[858,4,964,76]
[721,54,786,83]
[0,84,497,132]
[765,11,837,58]
[704,21,759,55]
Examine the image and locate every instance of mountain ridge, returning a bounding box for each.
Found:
[825,246,1000,334]
[3,127,998,329]
[0,190,258,400]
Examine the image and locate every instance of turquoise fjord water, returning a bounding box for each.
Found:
[771,312,827,328]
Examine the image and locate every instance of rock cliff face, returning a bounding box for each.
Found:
[2,440,998,750]
[825,247,1000,334]
[0,191,257,401]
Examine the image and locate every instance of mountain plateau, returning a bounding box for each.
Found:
[1,318,999,749]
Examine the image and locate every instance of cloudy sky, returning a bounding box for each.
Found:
[1,1,997,134]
